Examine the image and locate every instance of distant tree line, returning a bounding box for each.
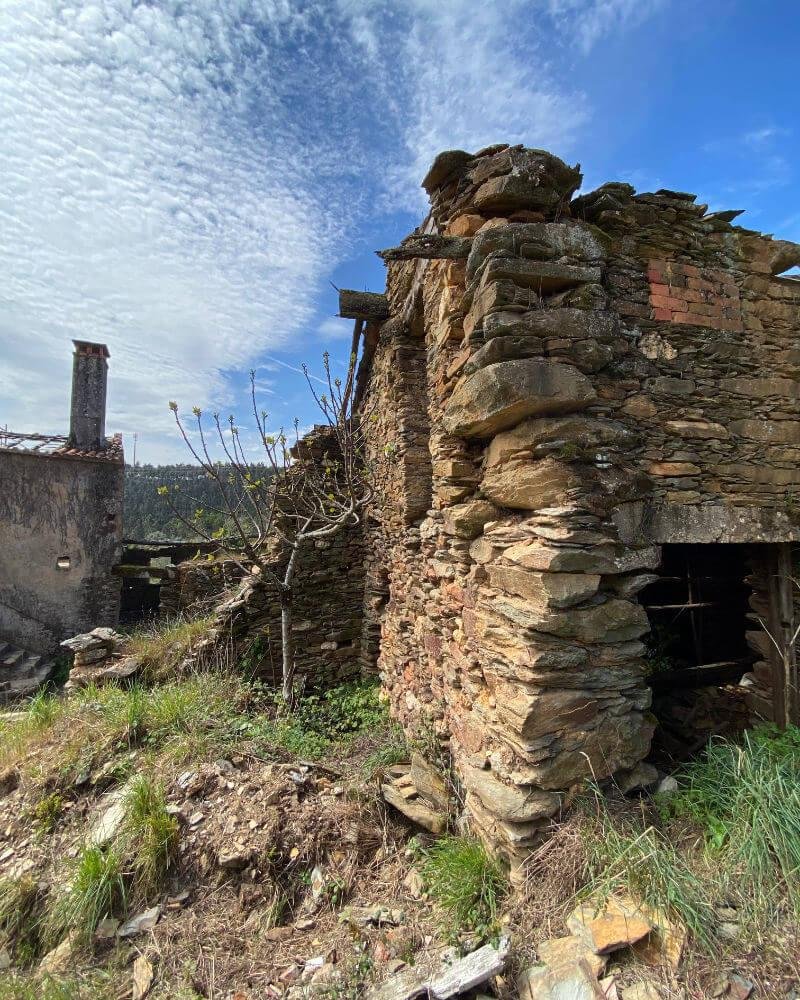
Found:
[123,463,274,541]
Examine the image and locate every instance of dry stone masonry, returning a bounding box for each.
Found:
[353,143,800,870]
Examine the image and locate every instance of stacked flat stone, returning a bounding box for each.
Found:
[61,627,131,688]
[200,427,367,688]
[360,143,800,870]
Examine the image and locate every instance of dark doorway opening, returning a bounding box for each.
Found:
[640,543,755,765]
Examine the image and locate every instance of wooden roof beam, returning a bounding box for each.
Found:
[376,233,471,262]
[338,289,390,320]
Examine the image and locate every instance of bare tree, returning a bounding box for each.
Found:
[160,353,373,703]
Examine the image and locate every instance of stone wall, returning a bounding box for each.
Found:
[0,449,124,654]
[359,143,800,869]
[201,426,367,689]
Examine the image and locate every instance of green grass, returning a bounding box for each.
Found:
[121,773,179,903]
[0,972,120,999]
[579,798,717,950]
[0,672,245,786]
[244,678,390,760]
[661,725,800,928]
[362,728,409,778]
[0,875,42,967]
[421,836,507,939]
[126,615,214,681]
[44,846,126,947]
[26,691,62,730]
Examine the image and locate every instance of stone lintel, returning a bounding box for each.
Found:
[615,501,800,545]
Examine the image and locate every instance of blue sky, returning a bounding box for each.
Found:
[0,0,797,462]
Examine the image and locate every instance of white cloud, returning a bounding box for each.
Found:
[0,0,665,461]
[318,317,354,341]
[544,0,665,53]
[0,1,354,460]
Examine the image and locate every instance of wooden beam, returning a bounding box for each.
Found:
[340,318,363,415]
[777,543,799,725]
[650,658,753,692]
[339,289,390,320]
[765,545,789,727]
[376,234,472,262]
[352,321,381,413]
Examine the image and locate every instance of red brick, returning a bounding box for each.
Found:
[682,263,701,278]
[650,293,684,310]
[653,307,673,321]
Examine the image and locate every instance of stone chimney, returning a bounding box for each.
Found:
[69,341,109,450]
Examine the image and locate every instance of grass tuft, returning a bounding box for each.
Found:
[127,615,214,681]
[662,725,800,930]
[121,772,179,902]
[362,729,409,778]
[0,875,43,966]
[45,846,126,946]
[579,796,716,949]
[421,835,506,939]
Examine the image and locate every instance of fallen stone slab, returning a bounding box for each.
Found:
[87,780,132,848]
[567,895,653,955]
[537,935,607,977]
[118,905,161,938]
[382,780,447,835]
[410,753,450,813]
[366,938,509,1000]
[518,958,606,1000]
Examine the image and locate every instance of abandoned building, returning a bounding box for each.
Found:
[8,144,800,871]
[0,341,124,697]
[201,144,800,867]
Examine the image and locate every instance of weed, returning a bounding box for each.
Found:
[0,875,43,966]
[127,615,214,681]
[246,679,389,760]
[362,729,409,778]
[0,972,119,999]
[579,796,716,950]
[29,793,64,838]
[421,836,506,939]
[121,773,179,902]
[290,679,387,742]
[26,691,61,730]
[45,846,126,946]
[663,725,800,931]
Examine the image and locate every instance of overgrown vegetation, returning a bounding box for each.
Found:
[126,615,215,682]
[580,797,716,949]
[421,836,507,940]
[0,875,42,967]
[121,774,179,903]
[241,678,390,759]
[45,845,126,947]
[661,724,800,929]
[568,724,800,958]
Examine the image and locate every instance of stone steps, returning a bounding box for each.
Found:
[0,641,56,703]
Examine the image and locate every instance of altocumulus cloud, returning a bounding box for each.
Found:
[0,0,658,460]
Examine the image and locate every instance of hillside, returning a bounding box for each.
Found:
[124,465,273,542]
[1,619,799,998]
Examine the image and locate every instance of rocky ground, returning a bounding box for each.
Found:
[0,665,798,1000]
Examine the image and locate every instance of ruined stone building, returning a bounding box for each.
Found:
[329,144,800,867]
[0,342,123,696]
